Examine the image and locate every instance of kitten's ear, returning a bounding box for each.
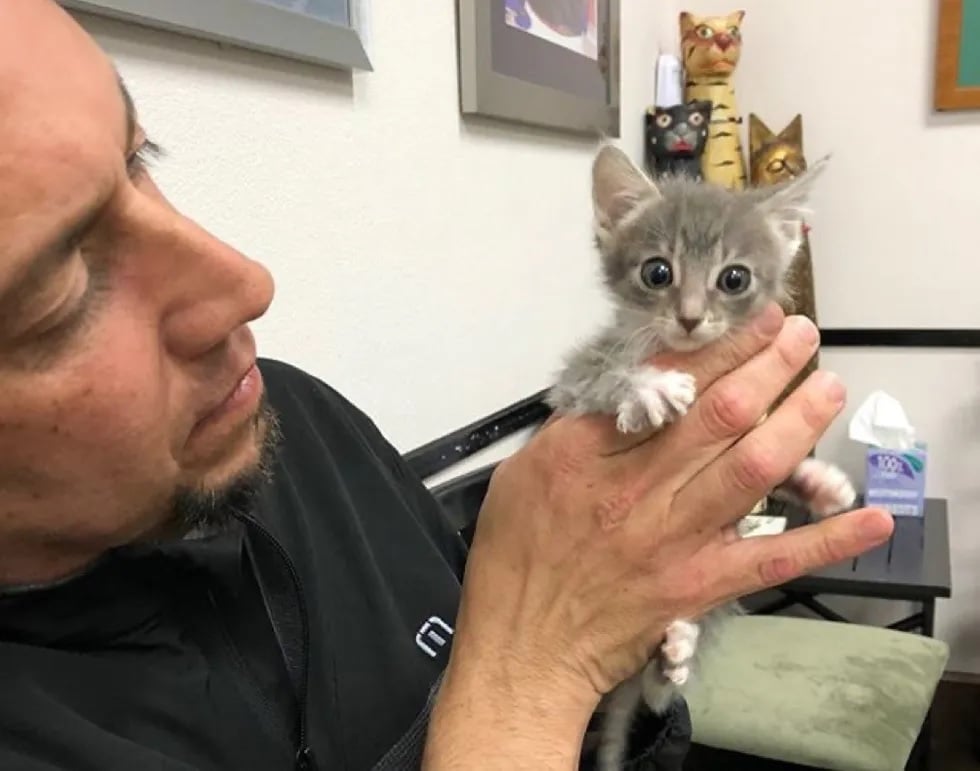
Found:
[756,154,829,261]
[592,143,658,237]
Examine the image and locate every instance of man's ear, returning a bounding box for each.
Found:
[591,142,659,243]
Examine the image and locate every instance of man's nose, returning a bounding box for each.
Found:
[132,204,275,360]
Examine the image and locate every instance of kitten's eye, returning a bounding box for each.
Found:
[688,113,704,127]
[696,25,714,39]
[717,265,752,294]
[728,26,741,38]
[656,113,672,128]
[767,159,786,173]
[640,258,673,289]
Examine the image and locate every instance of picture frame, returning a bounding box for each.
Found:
[60,0,372,72]
[456,0,620,136]
[934,0,980,110]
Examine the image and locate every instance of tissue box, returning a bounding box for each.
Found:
[864,443,927,517]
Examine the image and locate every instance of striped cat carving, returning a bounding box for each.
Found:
[680,10,747,190]
[748,113,819,411]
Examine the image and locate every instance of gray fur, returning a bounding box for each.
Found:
[547,144,827,423]
[545,144,848,771]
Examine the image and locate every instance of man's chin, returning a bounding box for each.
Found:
[167,401,282,538]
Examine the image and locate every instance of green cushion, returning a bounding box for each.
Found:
[685,615,949,771]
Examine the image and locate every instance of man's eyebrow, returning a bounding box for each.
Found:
[0,73,137,327]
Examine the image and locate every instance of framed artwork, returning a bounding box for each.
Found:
[60,0,372,71]
[456,0,621,136]
[934,0,980,110]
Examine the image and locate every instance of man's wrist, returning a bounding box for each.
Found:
[423,643,600,770]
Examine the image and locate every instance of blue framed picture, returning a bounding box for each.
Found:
[457,0,620,136]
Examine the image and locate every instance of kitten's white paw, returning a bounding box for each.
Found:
[663,664,690,686]
[791,458,857,518]
[615,369,696,434]
[660,619,699,686]
[661,619,700,666]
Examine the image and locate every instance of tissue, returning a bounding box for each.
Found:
[847,390,916,450]
[849,390,927,517]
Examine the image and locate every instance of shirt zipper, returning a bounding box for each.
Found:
[238,513,317,771]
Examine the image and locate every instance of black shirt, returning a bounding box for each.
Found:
[0,359,689,770]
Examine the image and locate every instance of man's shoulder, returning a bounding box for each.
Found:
[256,357,387,455]
[257,357,353,414]
[254,356,468,576]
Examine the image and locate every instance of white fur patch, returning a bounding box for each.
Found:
[615,367,696,434]
[791,458,857,517]
[662,619,700,665]
[664,664,690,686]
[660,619,699,687]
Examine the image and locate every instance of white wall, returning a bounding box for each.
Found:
[77,3,980,672]
[684,0,980,674]
[76,1,670,463]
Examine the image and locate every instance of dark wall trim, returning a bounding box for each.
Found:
[821,328,980,348]
[404,388,553,480]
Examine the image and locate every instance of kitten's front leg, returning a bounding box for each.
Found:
[772,457,857,517]
[547,330,697,436]
[548,360,697,436]
[614,366,697,434]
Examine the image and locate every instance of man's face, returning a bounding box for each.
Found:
[0,1,276,583]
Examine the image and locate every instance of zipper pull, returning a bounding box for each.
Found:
[295,746,317,771]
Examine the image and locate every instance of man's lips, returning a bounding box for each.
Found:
[193,362,261,432]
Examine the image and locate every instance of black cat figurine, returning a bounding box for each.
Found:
[644,100,712,181]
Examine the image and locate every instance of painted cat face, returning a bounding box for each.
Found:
[646,101,712,159]
[680,10,745,77]
[749,114,807,187]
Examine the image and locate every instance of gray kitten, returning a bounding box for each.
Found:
[545,144,856,771]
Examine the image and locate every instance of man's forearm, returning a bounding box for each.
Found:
[423,650,598,770]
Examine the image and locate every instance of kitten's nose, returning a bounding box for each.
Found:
[678,316,703,333]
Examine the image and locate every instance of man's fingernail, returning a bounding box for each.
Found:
[754,303,783,335]
[815,371,845,403]
[787,315,819,345]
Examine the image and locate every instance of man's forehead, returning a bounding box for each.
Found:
[0,1,128,144]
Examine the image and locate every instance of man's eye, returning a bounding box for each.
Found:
[127,138,163,179]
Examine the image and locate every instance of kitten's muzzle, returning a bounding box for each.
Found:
[678,316,703,333]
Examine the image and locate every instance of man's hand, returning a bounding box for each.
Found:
[424,303,893,770]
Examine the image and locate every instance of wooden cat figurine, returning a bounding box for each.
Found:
[643,100,712,180]
[748,113,819,410]
[680,10,747,190]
